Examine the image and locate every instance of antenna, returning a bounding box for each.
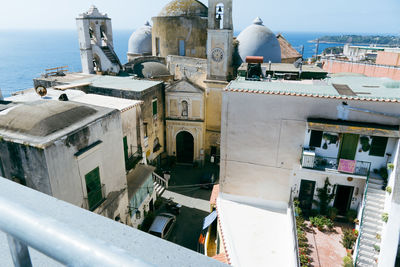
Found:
[35,86,47,97]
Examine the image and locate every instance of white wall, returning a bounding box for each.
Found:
[45,111,127,219]
[220,90,400,203]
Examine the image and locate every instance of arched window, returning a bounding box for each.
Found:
[216,3,224,30]
[181,100,188,117]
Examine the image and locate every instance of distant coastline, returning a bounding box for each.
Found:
[309,35,400,46]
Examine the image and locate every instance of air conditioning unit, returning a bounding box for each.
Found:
[302,151,315,168]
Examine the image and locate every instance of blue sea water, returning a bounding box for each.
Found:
[0,30,342,97]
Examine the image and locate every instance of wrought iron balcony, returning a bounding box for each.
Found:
[301,150,371,177]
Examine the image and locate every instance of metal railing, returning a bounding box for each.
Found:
[354,174,370,266]
[126,148,143,171]
[0,195,152,267]
[289,190,301,267]
[152,172,169,190]
[301,151,371,177]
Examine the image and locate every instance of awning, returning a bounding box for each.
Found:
[308,118,400,138]
[202,210,217,230]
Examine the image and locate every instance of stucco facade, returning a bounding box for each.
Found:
[0,101,130,224]
[221,82,400,203]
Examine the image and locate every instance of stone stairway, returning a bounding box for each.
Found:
[356,177,386,267]
[101,46,120,65]
[153,180,166,196]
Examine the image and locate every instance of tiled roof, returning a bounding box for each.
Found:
[226,76,400,103]
[277,34,302,60]
[212,253,229,264]
[210,184,220,206]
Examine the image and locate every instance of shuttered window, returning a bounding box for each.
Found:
[152,99,158,116]
[369,137,388,157]
[309,130,323,148]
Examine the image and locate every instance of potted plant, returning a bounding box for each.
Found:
[346,209,357,224]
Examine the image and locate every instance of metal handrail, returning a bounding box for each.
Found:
[289,190,301,267]
[301,149,371,177]
[354,171,370,266]
[0,195,153,267]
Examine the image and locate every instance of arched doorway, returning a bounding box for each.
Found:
[176,131,194,164]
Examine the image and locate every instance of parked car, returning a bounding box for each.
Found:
[201,172,215,189]
[148,213,176,239]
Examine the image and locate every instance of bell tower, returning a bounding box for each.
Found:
[207,0,233,81]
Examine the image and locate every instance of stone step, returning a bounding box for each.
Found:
[357,254,377,267]
[369,177,385,185]
[365,200,385,209]
[364,209,383,218]
[153,182,165,197]
[368,187,386,196]
[362,225,382,236]
[363,216,384,226]
[366,196,386,206]
[368,182,385,190]
[364,204,384,213]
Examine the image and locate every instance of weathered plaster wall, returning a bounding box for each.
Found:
[152,16,207,59]
[87,83,165,161]
[121,105,143,157]
[44,110,128,220]
[166,56,207,89]
[0,141,51,194]
[220,90,400,202]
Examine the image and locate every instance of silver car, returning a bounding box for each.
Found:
[148,213,176,239]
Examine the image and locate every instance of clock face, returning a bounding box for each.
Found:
[211,48,224,63]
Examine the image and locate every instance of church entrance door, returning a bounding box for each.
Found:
[176,131,194,164]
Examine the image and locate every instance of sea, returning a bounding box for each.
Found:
[0,30,344,98]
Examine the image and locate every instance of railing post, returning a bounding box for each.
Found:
[7,235,32,267]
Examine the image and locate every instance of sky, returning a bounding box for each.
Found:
[0,0,399,34]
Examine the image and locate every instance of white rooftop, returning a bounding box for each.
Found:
[71,94,143,112]
[217,194,296,267]
[5,88,85,102]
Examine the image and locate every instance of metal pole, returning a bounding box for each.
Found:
[0,196,153,267]
[7,235,32,267]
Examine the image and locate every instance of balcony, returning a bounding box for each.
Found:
[126,147,143,171]
[301,150,371,177]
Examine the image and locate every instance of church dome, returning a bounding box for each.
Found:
[128,22,152,55]
[237,17,281,63]
[158,0,208,17]
[133,61,171,79]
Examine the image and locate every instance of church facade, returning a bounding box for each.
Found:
[77,0,284,165]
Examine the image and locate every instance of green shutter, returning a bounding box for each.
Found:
[85,167,103,210]
[339,134,359,160]
[123,136,129,162]
[369,137,388,157]
[152,100,157,116]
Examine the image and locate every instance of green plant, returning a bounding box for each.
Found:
[299,247,311,266]
[314,178,335,215]
[343,254,353,267]
[374,244,381,252]
[360,136,371,152]
[140,212,155,232]
[323,133,339,144]
[346,209,358,223]
[154,198,163,210]
[341,229,358,249]
[382,212,389,223]
[327,207,339,221]
[387,163,395,170]
[376,234,381,240]
[380,167,388,181]
[322,142,328,149]
[386,186,392,194]
[310,216,333,231]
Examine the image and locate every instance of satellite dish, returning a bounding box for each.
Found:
[35,86,47,97]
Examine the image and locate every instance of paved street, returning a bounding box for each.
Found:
[157,163,218,252]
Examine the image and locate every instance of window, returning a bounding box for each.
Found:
[155,37,160,56]
[369,136,388,157]
[179,40,185,56]
[123,136,129,162]
[309,130,323,148]
[0,158,4,177]
[143,123,148,138]
[152,99,158,116]
[85,167,103,211]
[181,100,188,117]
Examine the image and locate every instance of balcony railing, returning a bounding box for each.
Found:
[301,150,371,177]
[126,147,143,171]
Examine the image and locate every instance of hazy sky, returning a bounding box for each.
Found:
[1,0,399,33]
